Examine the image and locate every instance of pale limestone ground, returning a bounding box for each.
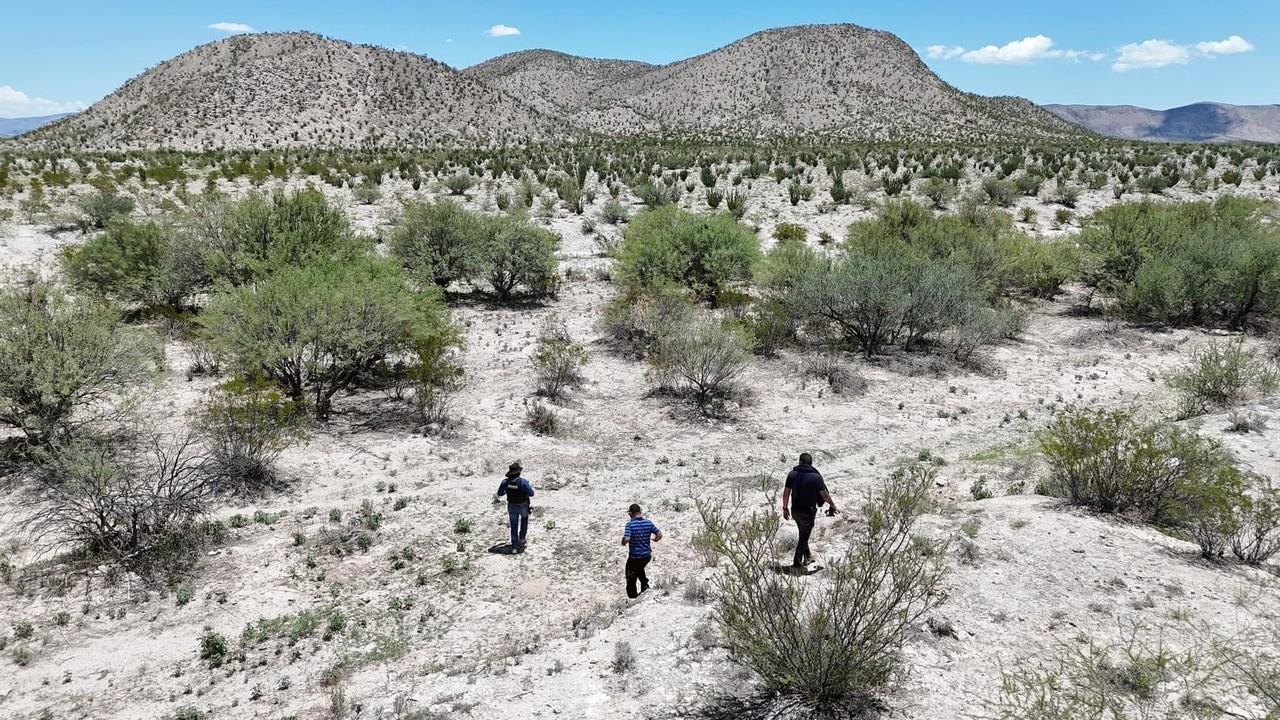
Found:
[0,168,1277,720]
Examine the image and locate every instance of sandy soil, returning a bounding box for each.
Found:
[0,165,1277,720]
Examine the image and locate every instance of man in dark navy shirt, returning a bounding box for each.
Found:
[496,462,535,552]
[782,453,838,568]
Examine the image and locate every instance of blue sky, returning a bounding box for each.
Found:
[1,0,1277,117]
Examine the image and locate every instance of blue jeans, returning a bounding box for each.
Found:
[508,503,529,547]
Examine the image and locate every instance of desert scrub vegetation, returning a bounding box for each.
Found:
[531,316,589,401]
[761,200,1068,361]
[24,433,226,580]
[201,254,456,420]
[0,277,163,446]
[988,621,1280,719]
[649,312,752,412]
[61,217,206,311]
[1037,407,1280,561]
[694,465,947,714]
[389,200,559,300]
[613,205,760,302]
[1166,339,1278,419]
[197,378,308,492]
[1078,197,1280,328]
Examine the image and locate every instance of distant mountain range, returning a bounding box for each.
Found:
[16,25,1084,150]
[0,113,71,137]
[1044,103,1280,144]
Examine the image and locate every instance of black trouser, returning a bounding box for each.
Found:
[625,555,651,598]
[793,510,816,566]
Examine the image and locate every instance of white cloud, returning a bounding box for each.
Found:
[445,38,455,44]
[485,24,520,38]
[960,35,1059,64]
[927,45,965,60]
[1113,39,1193,71]
[0,85,85,117]
[209,22,254,34]
[1196,35,1254,55]
[928,35,1103,65]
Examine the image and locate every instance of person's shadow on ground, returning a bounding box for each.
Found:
[771,563,823,576]
[487,543,520,555]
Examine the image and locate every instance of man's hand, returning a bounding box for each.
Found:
[825,505,838,517]
[782,507,790,521]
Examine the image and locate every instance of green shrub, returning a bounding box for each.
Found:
[389,200,485,289]
[1231,480,1280,565]
[0,279,162,445]
[198,627,228,668]
[1037,408,1244,527]
[919,177,957,209]
[192,190,363,286]
[62,218,205,310]
[198,378,308,491]
[1167,339,1278,419]
[480,217,559,300]
[202,255,453,419]
[614,205,760,301]
[76,191,134,230]
[649,313,751,410]
[695,465,946,711]
[1078,198,1280,327]
[443,172,476,196]
[531,317,589,400]
[598,284,696,358]
[981,178,1016,207]
[772,223,808,244]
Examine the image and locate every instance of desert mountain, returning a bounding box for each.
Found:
[20,25,1087,150]
[22,32,564,150]
[0,113,71,137]
[1045,102,1280,144]
[465,24,1086,142]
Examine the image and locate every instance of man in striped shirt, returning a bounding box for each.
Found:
[621,503,663,599]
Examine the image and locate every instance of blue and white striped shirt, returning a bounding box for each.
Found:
[623,517,660,558]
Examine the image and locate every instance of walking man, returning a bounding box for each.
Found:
[782,453,838,568]
[496,462,534,552]
[622,503,662,599]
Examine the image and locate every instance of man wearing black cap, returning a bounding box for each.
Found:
[496,462,535,552]
[782,452,837,568]
[621,503,662,598]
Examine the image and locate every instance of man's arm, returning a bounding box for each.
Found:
[522,479,534,498]
[652,525,663,543]
[820,490,838,515]
[496,480,507,496]
[781,487,792,520]
[621,525,631,546]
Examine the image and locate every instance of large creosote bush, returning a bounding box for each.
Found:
[389,200,484,289]
[695,465,947,712]
[614,205,760,300]
[61,217,206,310]
[481,217,560,300]
[197,378,308,491]
[0,279,163,445]
[1078,197,1280,327]
[1036,407,1275,560]
[191,189,364,286]
[201,255,454,420]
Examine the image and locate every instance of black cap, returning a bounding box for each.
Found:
[507,462,522,477]
[628,503,642,515]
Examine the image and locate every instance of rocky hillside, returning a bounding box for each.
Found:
[22,32,564,150]
[1045,102,1280,144]
[19,25,1088,150]
[466,24,1086,142]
